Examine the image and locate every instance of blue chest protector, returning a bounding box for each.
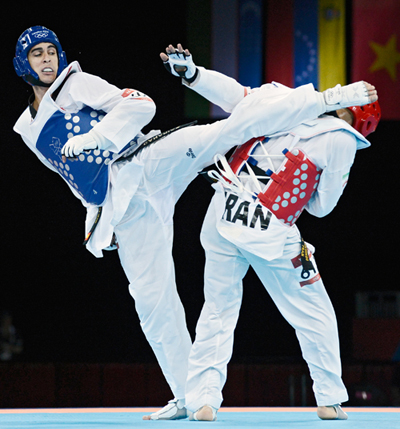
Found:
[36,106,134,205]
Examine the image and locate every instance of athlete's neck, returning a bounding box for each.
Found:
[31,85,50,111]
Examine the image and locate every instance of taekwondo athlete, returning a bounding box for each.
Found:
[13,28,377,421]
[165,50,380,421]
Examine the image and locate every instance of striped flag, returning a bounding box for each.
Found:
[266,0,346,91]
[186,0,264,118]
[318,0,346,90]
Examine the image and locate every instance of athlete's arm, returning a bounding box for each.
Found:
[306,132,357,217]
[59,72,156,157]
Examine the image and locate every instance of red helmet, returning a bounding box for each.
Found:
[348,101,381,137]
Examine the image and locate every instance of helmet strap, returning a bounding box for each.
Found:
[24,74,52,88]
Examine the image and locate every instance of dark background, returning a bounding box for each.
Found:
[2,2,399,369]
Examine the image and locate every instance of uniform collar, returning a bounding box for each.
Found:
[28,93,37,119]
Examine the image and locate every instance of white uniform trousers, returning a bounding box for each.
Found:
[185,203,348,411]
[113,83,327,401]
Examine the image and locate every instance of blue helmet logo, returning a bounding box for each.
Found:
[13,26,68,85]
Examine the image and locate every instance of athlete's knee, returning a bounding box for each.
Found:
[128,282,162,314]
[129,281,183,321]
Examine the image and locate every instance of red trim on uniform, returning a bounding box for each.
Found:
[291,251,314,269]
[300,273,321,287]
[291,254,302,269]
[121,88,153,102]
[122,88,135,97]
[133,97,153,102]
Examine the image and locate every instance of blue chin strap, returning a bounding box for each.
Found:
[13,25,68,87]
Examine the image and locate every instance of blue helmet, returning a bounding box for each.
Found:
[13,26,68,86]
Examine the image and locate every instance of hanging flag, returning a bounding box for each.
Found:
[186,0,238,118]
[186,0,264,118]
[318,0,346,90]
[265,0,295,88]
[238,0,264,88]
[266,0,346,91]
[293,0,319,88]
[212,0,264,118]
[210,0,239,118]
[185,0,212,119]
[352,0,400,120]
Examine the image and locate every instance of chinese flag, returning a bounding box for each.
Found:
[352,0,400,120]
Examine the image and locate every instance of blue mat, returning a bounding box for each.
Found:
[0,408,399,429]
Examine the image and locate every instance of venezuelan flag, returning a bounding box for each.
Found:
[266,0,346,91]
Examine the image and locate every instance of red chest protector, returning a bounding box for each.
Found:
[227,137,322,226]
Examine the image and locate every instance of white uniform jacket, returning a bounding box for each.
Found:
[14,61,157,257]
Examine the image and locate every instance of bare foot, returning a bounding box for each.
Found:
[195,406,215,421]
[190,405,217,421]
[317,405,348,420]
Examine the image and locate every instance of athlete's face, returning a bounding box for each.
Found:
[28,42,59,85]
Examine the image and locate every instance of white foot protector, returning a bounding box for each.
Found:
[317,404,348,420]
[142,398,188,420]
[189,405,218,421]
[323,81,372,111]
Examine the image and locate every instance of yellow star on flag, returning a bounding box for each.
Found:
[369,34,400,81]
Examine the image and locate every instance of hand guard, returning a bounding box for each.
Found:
[323,81,371,112]
[163,51,198,83]
[61,128,111,158]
